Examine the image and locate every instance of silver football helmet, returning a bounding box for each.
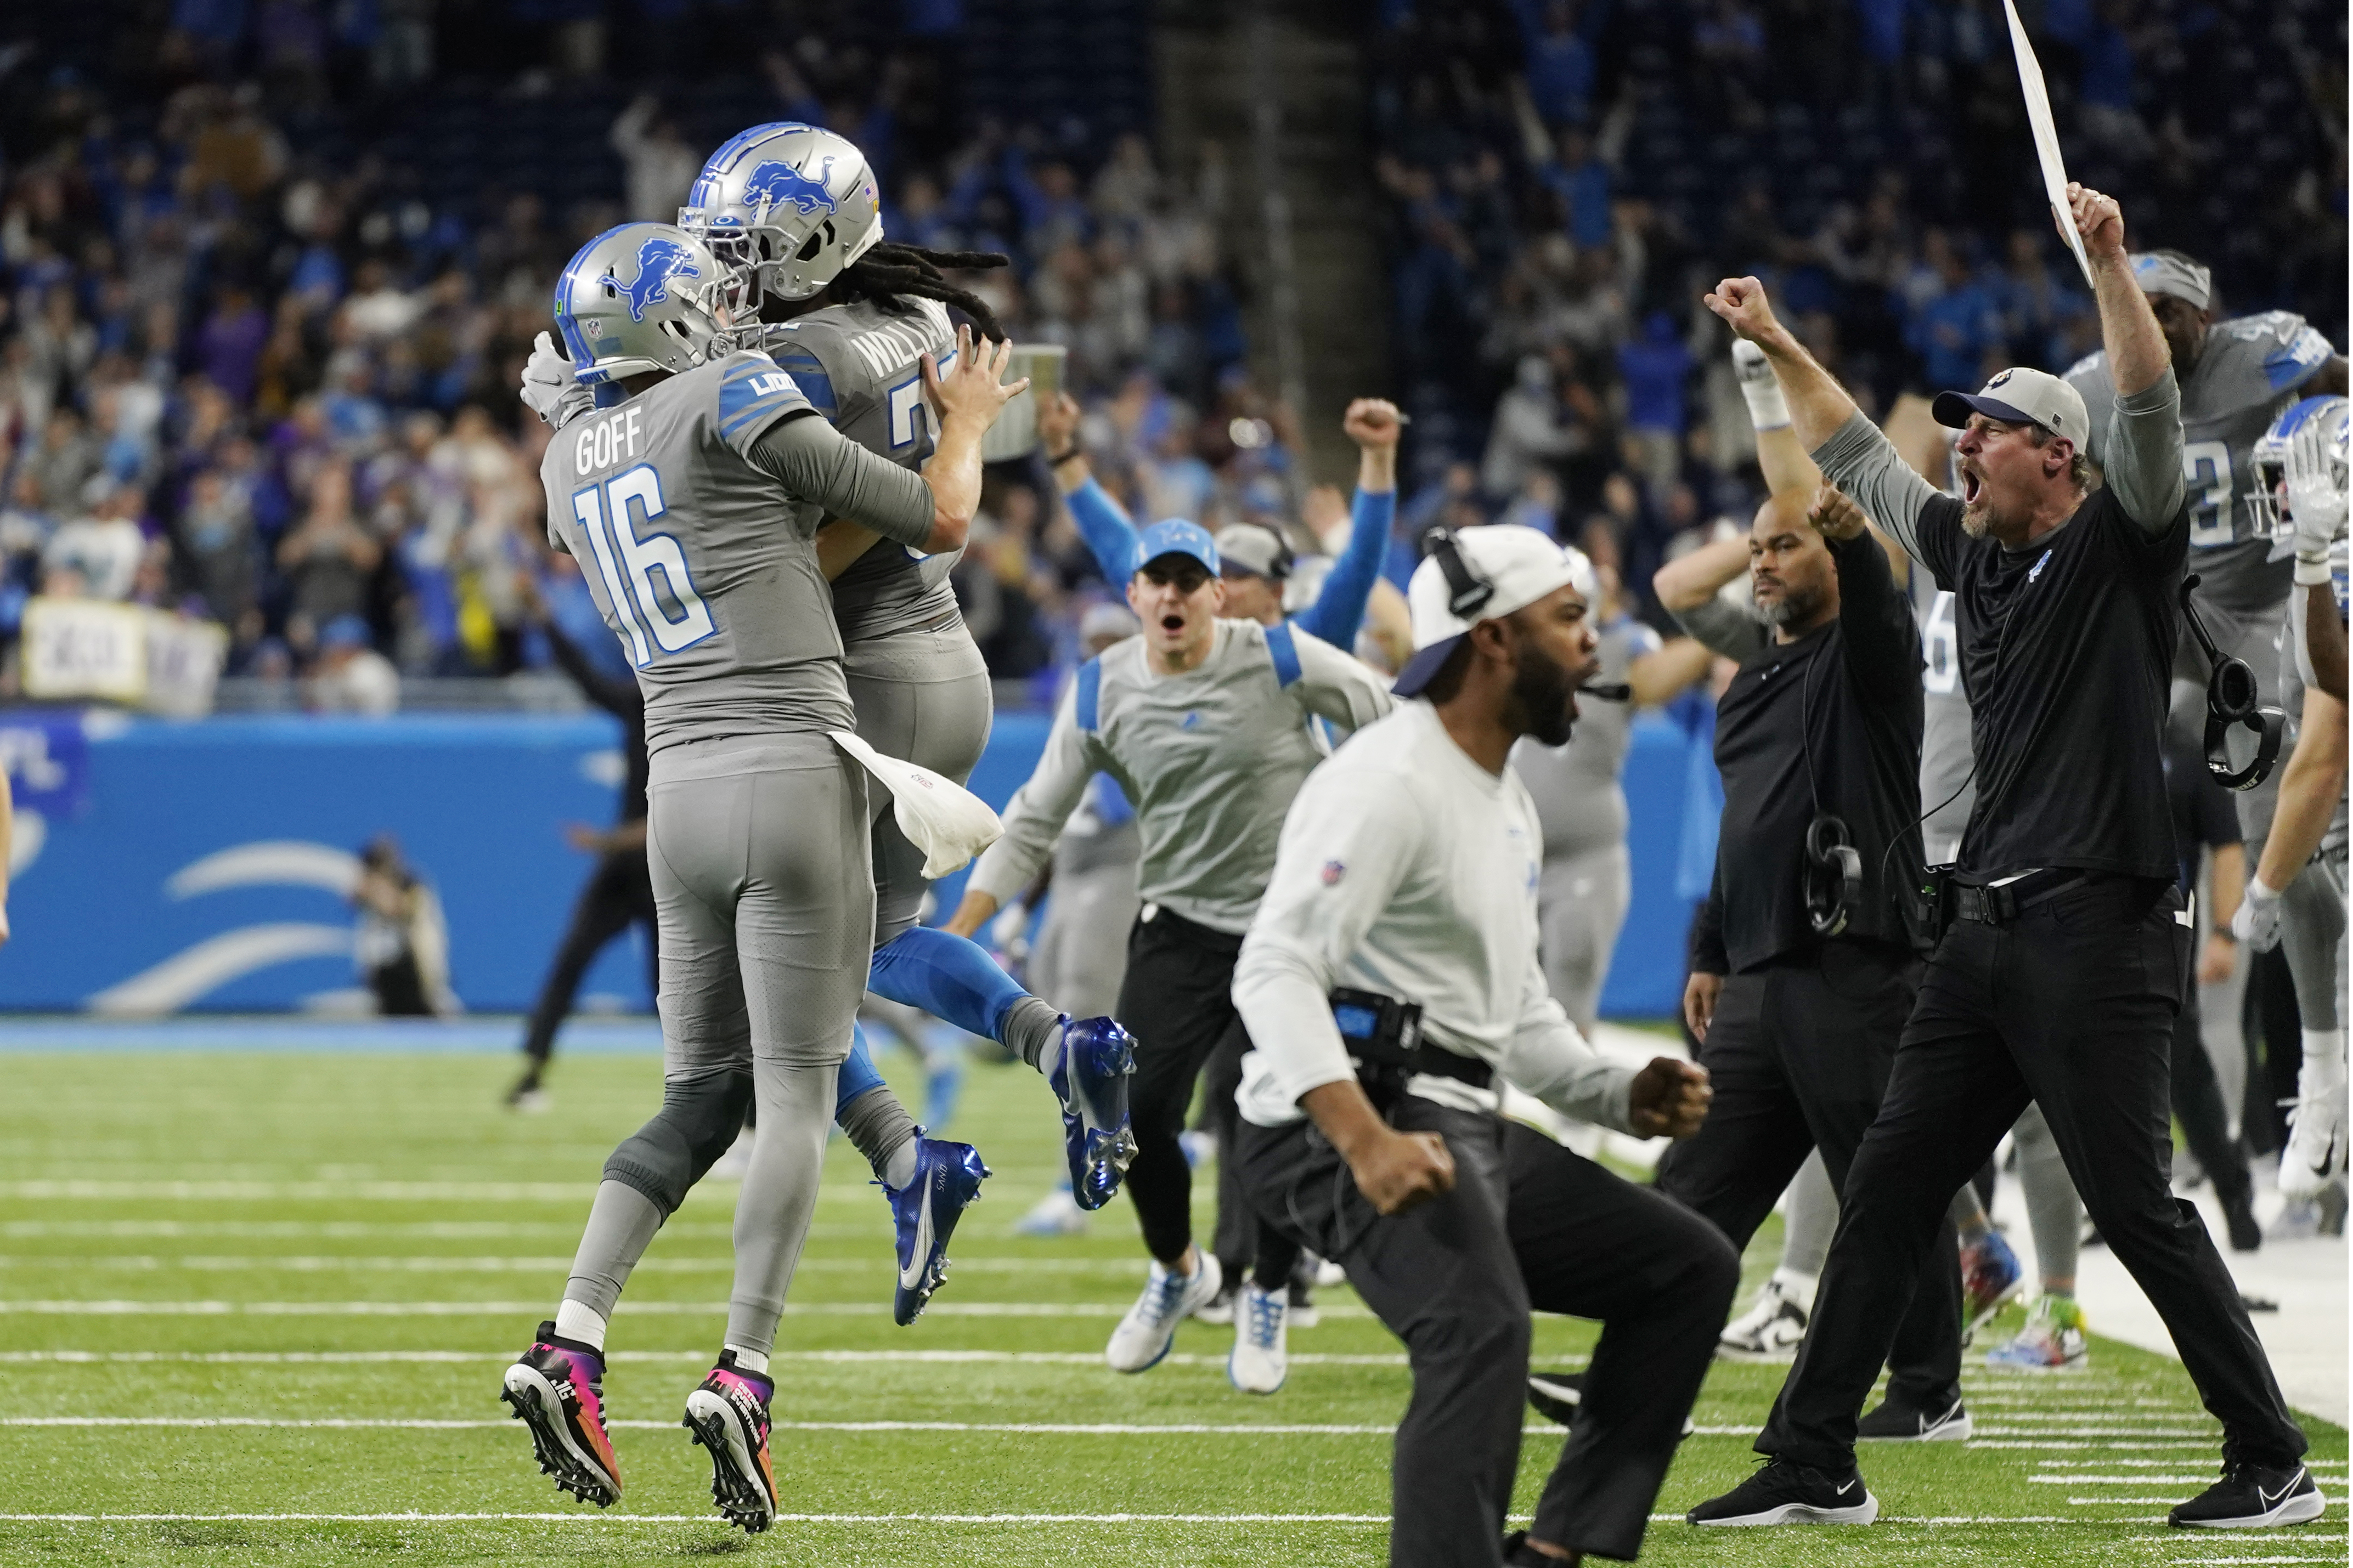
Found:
[551,222,727,387]
[677,122,884,309]
[2249,394,2350,540]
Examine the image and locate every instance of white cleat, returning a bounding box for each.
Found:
[1106,1252,1222,1373]
[1718,1275,1810,1362]
[2277,1066,2348,1204]
[1227,1281,1289,1395]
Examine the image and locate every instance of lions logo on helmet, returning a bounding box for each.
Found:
[740,155,839,218]
[2249,394,2351,541]
[605,236,704,322]
[678,123,885,309]
[552,222,726,388]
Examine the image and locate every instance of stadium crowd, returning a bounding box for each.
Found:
[1372,0,2346,626]
[0,0,2340,704]
[0,20,1262,701]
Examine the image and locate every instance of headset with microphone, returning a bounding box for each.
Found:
[2179,574,2284,791]
[1424,527,1632,701]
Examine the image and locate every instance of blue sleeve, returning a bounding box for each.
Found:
[765,344,838,418]
[1295,486,1393,648]
[1064,478,1141,582]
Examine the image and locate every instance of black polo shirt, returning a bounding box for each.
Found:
[1680,530,1925,973]
[1910,487,2190,884]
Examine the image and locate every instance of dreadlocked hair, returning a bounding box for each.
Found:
[828,242,1012,343]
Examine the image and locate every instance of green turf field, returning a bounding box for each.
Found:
[0,1048,2343,1566]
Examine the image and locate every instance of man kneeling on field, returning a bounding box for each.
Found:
[1231,524,1727,1567]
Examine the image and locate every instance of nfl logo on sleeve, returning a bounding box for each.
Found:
[1322,861,1346,886]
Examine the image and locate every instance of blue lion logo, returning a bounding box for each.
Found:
[604,237,700,322]
[742,156,839,218]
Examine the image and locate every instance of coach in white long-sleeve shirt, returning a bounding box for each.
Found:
[1231,524,1729,1568]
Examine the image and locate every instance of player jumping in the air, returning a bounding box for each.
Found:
[520,124,1139,1335]
[500,219,1024,1531]
[678,124,1139,1225]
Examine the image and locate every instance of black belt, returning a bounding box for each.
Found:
[1332,987,1492,1091]
[1948,868,2091,926]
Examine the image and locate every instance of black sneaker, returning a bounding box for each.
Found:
[1526,1368,1693,1437]
[2169,1460,2326,1528]
[1858,1392,1972,1441]
[1688,1457,1878,1525]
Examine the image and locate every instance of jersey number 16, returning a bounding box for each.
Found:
[573,466,715,666]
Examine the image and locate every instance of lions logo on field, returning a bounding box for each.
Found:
[743,155,839,218]
[602,237,701,323]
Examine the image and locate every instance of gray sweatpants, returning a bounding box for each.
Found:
[565,732,874,1356]
[1536,842,1632,1038]
[844,620,992,946]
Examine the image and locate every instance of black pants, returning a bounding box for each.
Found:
[1508,1122,1740,1561]
[1654,941,1962,1415]
[1119,906,1297,1281]
[2175,985,2252,1209]
[1240,1102,1734,1566]
[1205,1025,1295,1289]
[1763,875,2305,1471]
[522,850,659,1069]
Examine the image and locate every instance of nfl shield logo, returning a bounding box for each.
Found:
[1321,861,1346,886]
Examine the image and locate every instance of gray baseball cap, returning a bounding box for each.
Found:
[1931,366,2091,446]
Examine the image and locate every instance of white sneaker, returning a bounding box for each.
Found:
[1228,1281,1288,1394]
[1718,1275,1810,1361]
[2277,1067,2348,1203]
[1105,1252,1222,1372]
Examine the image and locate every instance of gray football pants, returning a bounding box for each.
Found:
[565,732,874,1356]
[844,620,992,946]
[1029,853,1141,1022]
[1536,842,1631,1038]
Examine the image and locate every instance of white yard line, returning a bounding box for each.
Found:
[0,1510,2234,1527]
[0,1299,1372,1320]
[0,1255,1148,1275]
[0,1511,1395,1524]
[0,1348,1425,1367]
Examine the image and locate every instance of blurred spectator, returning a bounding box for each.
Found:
[44,483,146,601]
[309,613,400,715]
[611,97,704,226]
[275,459,380,633]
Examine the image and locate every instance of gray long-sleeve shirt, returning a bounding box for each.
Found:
[967,619,1394,933]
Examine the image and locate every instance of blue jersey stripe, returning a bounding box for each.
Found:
[1263,621,1302,688]
[1075,658,1103,732]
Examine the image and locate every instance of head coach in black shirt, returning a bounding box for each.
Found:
[1650,480,1966,1442]
[1689,185,2316,1532]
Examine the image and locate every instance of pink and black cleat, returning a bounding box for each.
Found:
[499,1321,622,1506]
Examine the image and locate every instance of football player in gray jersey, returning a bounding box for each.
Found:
[2235,398,2350,1217]
[682,121,1146,1226]
[499,220,1024,1533]
[2062,250,2345,825]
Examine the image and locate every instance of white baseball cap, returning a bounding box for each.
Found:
[1395,525,1595,697]
[1931,365,2091,449]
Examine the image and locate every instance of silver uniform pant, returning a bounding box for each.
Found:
[1536,842,1632,1038]
[845,620,992,946]
[2280,847,2349,1034]
[648,732,874,1350]
[1029,853,1142,1022]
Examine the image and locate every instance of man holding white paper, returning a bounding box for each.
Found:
[1690,184,2320,1532]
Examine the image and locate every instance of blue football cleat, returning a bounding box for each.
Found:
[885,1135,989,1326]
[1051,1015,1139,1211]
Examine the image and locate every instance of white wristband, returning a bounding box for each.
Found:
[1740,371,1791,432]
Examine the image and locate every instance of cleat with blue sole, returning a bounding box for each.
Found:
[885,1135,990,1326]
[1052,1015,1139,1211]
